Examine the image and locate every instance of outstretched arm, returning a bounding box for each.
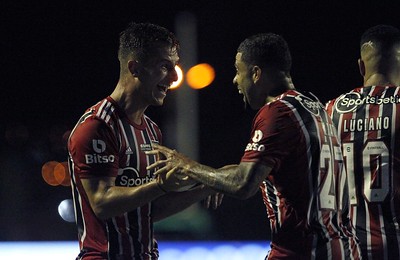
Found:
[147,143,273,199]
[151,185,223,222]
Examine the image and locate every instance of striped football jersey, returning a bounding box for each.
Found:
[68,96,162,260]
[242,90,361,259]
[326,86,400,260]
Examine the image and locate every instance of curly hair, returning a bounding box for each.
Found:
[237,33,292,73]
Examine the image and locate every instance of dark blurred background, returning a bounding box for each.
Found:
[1,0,400,242]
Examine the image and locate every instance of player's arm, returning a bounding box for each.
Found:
[81,176,165,220]
[151,185,223,222]
[147,145,272,199]
[184,161,271,199]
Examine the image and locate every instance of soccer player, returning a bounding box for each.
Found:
[67,22,219,259]
[326,24,400,260]
[148,33,361,259]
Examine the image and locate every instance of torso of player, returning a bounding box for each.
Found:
[327,86,400,205]
[68,97,162,258]
[327,85,400,260]
[242,90,344,231]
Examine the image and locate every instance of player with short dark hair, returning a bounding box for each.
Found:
[148,33,361,259]
[68,22,220,260]
[326,24,400,260]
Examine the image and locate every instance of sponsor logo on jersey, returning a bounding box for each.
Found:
[92,139,106,153]
[85,154,115,164]
[116,167,154,187]
[295,94,323,116]
[140,143,153,151]
[85,139,115,164]
[125,146,133,155]
[245,130,265,152]
[335,92,400,113]
[252,130,263,142]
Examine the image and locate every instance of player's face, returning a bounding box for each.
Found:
[233,52,263,109]
[138,46,179,106]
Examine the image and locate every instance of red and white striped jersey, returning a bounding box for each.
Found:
[326,86,400,260]
[242,90,361,259]
[68,96,162,260]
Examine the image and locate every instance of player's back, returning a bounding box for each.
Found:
[327,85,400,260]
[258,90,361,259]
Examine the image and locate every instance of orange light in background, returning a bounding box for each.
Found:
[186,63,215,89]
[54,162,71,186]
[42,161,59,186]
[169,65,184,89]
[42,161,71,186]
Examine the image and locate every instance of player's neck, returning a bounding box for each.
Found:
[268,75,295,97]
[364,73,397,86]
[110,83,147,125]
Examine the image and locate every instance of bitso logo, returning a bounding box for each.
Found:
[252,130,263,142]
[93,139,106,153]
[85,139,115,164]
[246,129,265,152]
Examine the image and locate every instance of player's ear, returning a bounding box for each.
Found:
[128,60,140,76]
[358,58,365,77]
[252,65,261,83]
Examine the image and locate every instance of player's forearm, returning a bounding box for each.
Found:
[152,185,214,222]
[93,181,165,220]
[183,164,253,198]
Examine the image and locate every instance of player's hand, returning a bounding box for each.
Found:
[203,192,224,209]
[146,143,194,176]
[156,166,197,192]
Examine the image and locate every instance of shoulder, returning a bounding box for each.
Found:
[69,98,119,146]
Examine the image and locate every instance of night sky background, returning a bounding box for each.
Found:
[1,0,400,242]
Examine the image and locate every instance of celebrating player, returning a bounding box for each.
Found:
[148,33,361,259]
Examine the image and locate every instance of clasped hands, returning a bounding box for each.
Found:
[146,143,195,191]
[146,143,223,209]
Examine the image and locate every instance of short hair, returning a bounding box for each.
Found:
[118,22,179,63]
[237,33,292,73]
[360,24,400,50]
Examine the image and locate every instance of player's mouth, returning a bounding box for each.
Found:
[157,84,169,95]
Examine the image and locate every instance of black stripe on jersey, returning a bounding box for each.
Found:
[283,93,321,200]
[67,157,84,238]
[351,87,370,251]
[118,119,142,257]
[264,179,279,230]
[127,210,143,258]
[106,219,119,259]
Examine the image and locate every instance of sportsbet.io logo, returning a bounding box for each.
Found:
[85,139,115,164]
[116,167,155,187]
[335,92,400,113]
[334,92,362,113]
[295,94,322,116]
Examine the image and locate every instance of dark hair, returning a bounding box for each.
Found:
[237,33,292,73]
[118,22,179,62]
[360,24,400,49]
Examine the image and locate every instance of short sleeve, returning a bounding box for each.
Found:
[241,102,300,173]
[68,117,119,178]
